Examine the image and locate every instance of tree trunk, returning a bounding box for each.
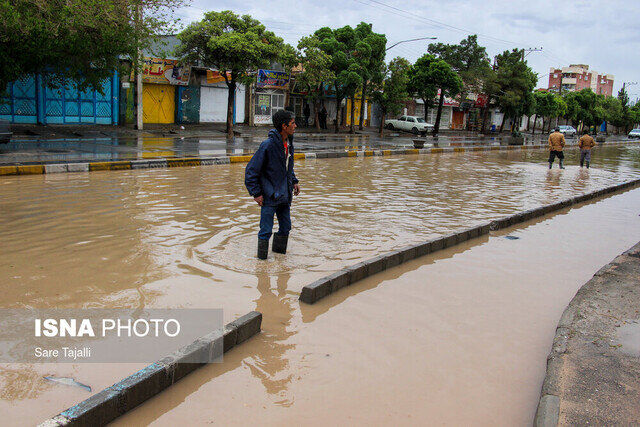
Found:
[531,114,537,135]
[379,111,385,137]
[499,113,506,133]
[432,90,445,136]
[314,99,321,130]
[480,106,488,134]
[226,80,236,139]
[349,95,355,134]
[526,115,531,132]
[422,98,429,123]
[359,81,367,130]
[334,96,342,133]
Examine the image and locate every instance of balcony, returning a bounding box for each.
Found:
[562,77,577,85]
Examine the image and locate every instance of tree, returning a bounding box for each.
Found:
[371,57,410,136]
[352,23,386,130]
[407,53,464,135]
[297,35,336,130]
[431,61,463,135]
[407,54,438,123]
[617,87,633,133]
[489,49,537,133]
[177,11,292,138]
[1,0,185,92]
[428,35,491,99]
[313,25,363,133]
[599,95,621,133]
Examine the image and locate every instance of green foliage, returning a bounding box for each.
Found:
[407,54,438,108]
[312,24,366,130]
[533,91,557,118]
[176,10,291,87]
[489,49,537,121]
[176,10,293,136]
[371,57,410,116]
[297,36,335,101]
[0,0,185,92]
[428,35,491,96]
[408,54,462,107]
[352,23,387,89]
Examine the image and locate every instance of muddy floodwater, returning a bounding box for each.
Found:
[1,145,640,425]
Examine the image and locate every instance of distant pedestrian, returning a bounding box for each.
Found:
[578,130,596,168]
[319,105,328,129]
[244,110,301,260]
[548,127,566,169]
[303,103,310,127]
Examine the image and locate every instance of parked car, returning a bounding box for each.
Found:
[558,125,576,137]
[628,128,640,139]
[385,115,434,135]
[0,120,11,143]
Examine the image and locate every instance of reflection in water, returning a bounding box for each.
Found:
[246,272,296,405]
[1,145,640,423]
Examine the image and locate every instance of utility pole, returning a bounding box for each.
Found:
[136,4,144,130]
[521,47,543,61]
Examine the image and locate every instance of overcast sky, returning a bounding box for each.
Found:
[176,0,640,100]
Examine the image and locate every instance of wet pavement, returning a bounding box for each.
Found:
[0,132,602,166]
[1,144,640,424]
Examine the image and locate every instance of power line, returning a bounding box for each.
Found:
[355,0,525,48]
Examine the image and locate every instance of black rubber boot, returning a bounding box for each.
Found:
[272,234,289,254]
[549,162,553,169]
[586,161,590,169]
[559,159,565,169]
[257,238,269,260]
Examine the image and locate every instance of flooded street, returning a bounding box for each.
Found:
[1,144,640,424]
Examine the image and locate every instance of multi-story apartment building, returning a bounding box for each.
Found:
[547,64,614,96]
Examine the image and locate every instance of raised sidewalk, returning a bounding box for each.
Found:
[535,241,640,425]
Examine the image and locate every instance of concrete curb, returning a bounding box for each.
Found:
[39,311,262,426]
[299,178,640,304]
[533,242,640,426]
[1,140,638,177]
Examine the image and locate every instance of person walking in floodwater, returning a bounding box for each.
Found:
[245,110,301,260]
[548,127,566,169]
[578,130,596,168]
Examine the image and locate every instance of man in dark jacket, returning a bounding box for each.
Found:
[245,110,301,259]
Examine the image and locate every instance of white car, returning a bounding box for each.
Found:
[385,115,434,135]
[558,125,576,137]
[628,128,640,139]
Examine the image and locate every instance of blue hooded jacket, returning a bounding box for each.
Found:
[244,129,299,207]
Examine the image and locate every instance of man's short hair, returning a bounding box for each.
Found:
[583,129,590,135]
[273,110,294,132]
[554,127,560,132]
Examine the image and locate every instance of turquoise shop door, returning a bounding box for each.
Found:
[0,75,38,123]
[44,76,116,124]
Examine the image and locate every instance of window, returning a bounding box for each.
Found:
[254,92,285,117]
[553,74,557,78]
[407,117,415,122]
[398,116,406,121]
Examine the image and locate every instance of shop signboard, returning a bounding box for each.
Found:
[257,70,290,89]
[136,58,191,85]
[206,70,231,85]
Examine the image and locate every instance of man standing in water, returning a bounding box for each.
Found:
[578,129,596,168]
[548,127,566,169]
[245,110,301,260]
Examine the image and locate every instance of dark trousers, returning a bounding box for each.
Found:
[259,204,291,240]
[548,150,564,163]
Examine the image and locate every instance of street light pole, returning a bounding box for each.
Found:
[386,37,437,51]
